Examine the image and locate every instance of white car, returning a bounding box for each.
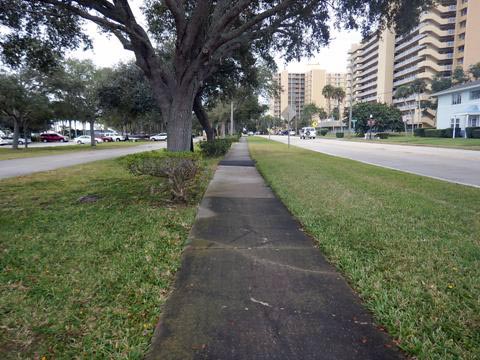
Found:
[102,132,125,142]
[74,135,104,144]
[300,127,316,139]
[0,136,13,146]
[150,133,167,141]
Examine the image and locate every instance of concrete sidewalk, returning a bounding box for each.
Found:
[147,139,402,360]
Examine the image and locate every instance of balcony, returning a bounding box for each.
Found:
[394,55,422,70]
[395,33,426,52]
[394,65,419,78]
[357,57,378,72]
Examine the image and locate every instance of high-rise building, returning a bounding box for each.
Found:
[269,65,346,124]
[346,0,479,128]
[346,30,395,105]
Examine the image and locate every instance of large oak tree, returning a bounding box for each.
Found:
[1,0,433,151]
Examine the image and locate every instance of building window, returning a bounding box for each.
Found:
[471,90,480,100]
[462,0,468,3]
[458,57,464,65]
[450,118,460,128]
[460,20,467,28]
[469,116,479,127]
[452,93,462,105]
[458,33,465,40]
[460,8,468,16]
[458,45,465,52]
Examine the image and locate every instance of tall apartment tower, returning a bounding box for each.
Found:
[269,65,346,121]
[347,0,479,128]
[453,0,480,70]
[346,30,396,105]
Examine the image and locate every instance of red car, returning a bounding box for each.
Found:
[40,133,68,142]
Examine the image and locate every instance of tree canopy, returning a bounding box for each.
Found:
[1,0,434,150]
[348,102,403,133]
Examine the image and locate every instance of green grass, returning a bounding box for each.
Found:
[248,137,480,359]
[0,141,145,161]
[0,154,217,359]
[327,134,480,150]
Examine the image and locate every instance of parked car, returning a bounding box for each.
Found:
[247,131,254,136]
[101,133,125,142]
[74,135,104,144]
[18,138,31,145]
[40,133,68,142]
[0,136,13,146]
[300,127,316,139]
[150,133,167,141]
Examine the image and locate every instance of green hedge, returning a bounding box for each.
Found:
[424,128,461,138]
[414,128,426,137]
[336,132,344,138]
[466,127,480,138]
[376,133,389,139]
[472,129,480,139]
[320,129,328,136]
[199,138,233,157]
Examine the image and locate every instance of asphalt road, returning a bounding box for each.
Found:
[0,142,166,180]
[265,135,480,188]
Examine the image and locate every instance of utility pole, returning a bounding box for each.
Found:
[230,101,234,135]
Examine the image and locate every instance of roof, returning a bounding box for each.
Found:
[432,80,480,97]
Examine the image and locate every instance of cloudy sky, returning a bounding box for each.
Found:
[69,6,362,74]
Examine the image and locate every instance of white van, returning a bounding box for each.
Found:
[300,127,316,139]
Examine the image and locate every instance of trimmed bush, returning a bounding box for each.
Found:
[424,129,443,137]
[125,151,201,203]
[466,127,480,138]
[336,132,344,138]
[414,128,426,137]
[376,132,389,139]
[199,138,233,157]
[320,129,328,136]
[472,129,480,139]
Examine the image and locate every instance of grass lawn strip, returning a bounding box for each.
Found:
[321,135,480,151]
[0,141,144,161]
[248,137,480,359]
[0,154,217,358]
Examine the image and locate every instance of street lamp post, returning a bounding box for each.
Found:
[367,114,375,140]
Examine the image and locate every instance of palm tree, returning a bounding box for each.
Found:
[410,79,428,131]
[332,87,346,127]
[322,84,335,119]
[394,85,413,134]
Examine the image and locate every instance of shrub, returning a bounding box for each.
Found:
[125,151,201,203]
[376,132,389,139]
[355,132,365,137]
[414,128,425,137]
[466,127,480,138]
[443,128,462,138]
[472,129,480,139]
[336,132,344,138]
[199,138,233,157]
[320,129,328,136]
[424,129,444,138]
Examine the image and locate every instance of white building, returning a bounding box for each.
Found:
[433,80,480,134]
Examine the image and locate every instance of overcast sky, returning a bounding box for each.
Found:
[68,11,362,74]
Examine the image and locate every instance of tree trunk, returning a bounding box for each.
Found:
[165,98,193,151]
[23,121,28,149]
[220,121,226,138]
[89,119,96,147]
[12,117,20,150]
[193,94,215,141]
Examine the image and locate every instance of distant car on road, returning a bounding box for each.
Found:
[74,135,104,144]
[247,131,254,136]
[101,133,125,142]
[150,133,167,141]
[300,127,316,139]
[40,133,68,143]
